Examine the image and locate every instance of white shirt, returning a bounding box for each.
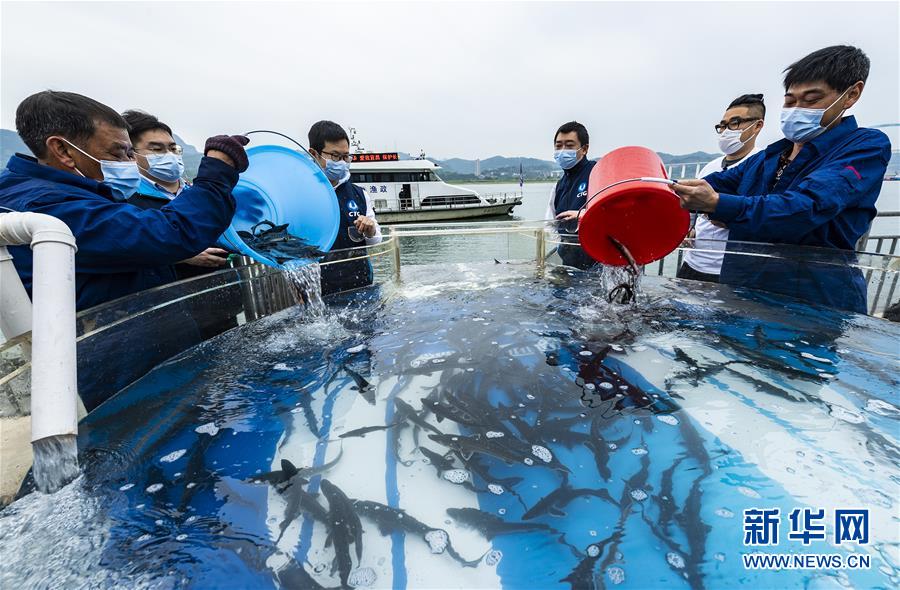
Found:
[683,148,760,275]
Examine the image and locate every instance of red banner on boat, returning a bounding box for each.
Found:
[352,152,400,162]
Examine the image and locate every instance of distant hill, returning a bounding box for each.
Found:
[1,129,30,165]
[175,135,203,179]
[431,151,723,182]
[657,151,721,165]
[0,128,203,178]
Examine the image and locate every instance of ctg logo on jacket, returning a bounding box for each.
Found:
[347,199,360,218]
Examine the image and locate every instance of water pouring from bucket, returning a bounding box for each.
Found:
[576,146,690,302]
[215,131,342,311]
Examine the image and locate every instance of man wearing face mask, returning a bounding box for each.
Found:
[0,90,248,310]
[122,110,189,201]
[673,46,891,313]
[307,120,382,295]
[546,121,597,270]
[677,94,765,283]
[122,109,230,275]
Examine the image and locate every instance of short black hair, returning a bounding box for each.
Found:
[121,109,173,144]
[308,120,349,152]
[727,93,766,119]
[554,121,589,146]
[783,45,870,92]
[15,90,128,159]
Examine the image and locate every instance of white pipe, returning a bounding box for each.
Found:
[0,212,78,442]
[0,246,33,346]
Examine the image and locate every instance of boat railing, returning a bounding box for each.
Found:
[479,191,524,203]
[372,191,523,211]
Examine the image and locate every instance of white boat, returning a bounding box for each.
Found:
[350,152,522,224]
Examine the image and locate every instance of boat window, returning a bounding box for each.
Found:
[351,171,438,183]
[420,194,482,207]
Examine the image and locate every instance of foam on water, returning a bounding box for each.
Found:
[159,449,187,463]
[607,566,626,584]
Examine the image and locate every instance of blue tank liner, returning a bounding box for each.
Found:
[217,145,340,267]
[6,270,897,589]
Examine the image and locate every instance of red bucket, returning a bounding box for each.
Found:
[578,146,689,266]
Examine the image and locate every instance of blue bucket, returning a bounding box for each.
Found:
[217,144,339,267]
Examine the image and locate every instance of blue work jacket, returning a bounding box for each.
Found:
[0,154,237,310]
[703,116,891,313]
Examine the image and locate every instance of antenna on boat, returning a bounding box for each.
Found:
[349,127,366,153]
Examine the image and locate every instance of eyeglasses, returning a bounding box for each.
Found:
[319,150,353,163]
[714,118,760,133]
[136,144,184,156]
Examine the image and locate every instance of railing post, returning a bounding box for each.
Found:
[535,228,546,275]
[393,233,402,283]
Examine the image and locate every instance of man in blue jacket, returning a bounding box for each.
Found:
[673,46,891,314]
[307,120,382,295]
[122,109,231,276]
[546,121,597,269]
[0,91,249,310]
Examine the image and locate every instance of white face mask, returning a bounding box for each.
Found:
[780,86,851,143]
[141,152,185,183]
[60,137,142,200]
[717,122,759,156]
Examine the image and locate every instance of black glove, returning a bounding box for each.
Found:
[204,134,250,173]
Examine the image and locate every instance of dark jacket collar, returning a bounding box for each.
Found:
[564,155,590,177]
[7,153,116,200]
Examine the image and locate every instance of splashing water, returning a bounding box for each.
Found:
[282,262,326,318]
[31,434,80,494]
[600,264,643,304]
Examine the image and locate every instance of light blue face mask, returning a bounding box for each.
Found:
[142,152,185,183]
[780,87,850,143]
[61,138,142,201]
[554,149,581,170]
[324,159,350,183]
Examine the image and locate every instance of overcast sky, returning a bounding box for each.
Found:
[2,1,898,160]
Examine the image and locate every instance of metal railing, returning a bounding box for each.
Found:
[383,220,900,316]
[857,211,899,253]
[665,162,709,179]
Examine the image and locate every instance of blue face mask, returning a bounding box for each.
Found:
[554,149,581,170]
[780,87,850,143]
[61,138,142,201]
[142,152,185,183]
[324,159,350,183]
